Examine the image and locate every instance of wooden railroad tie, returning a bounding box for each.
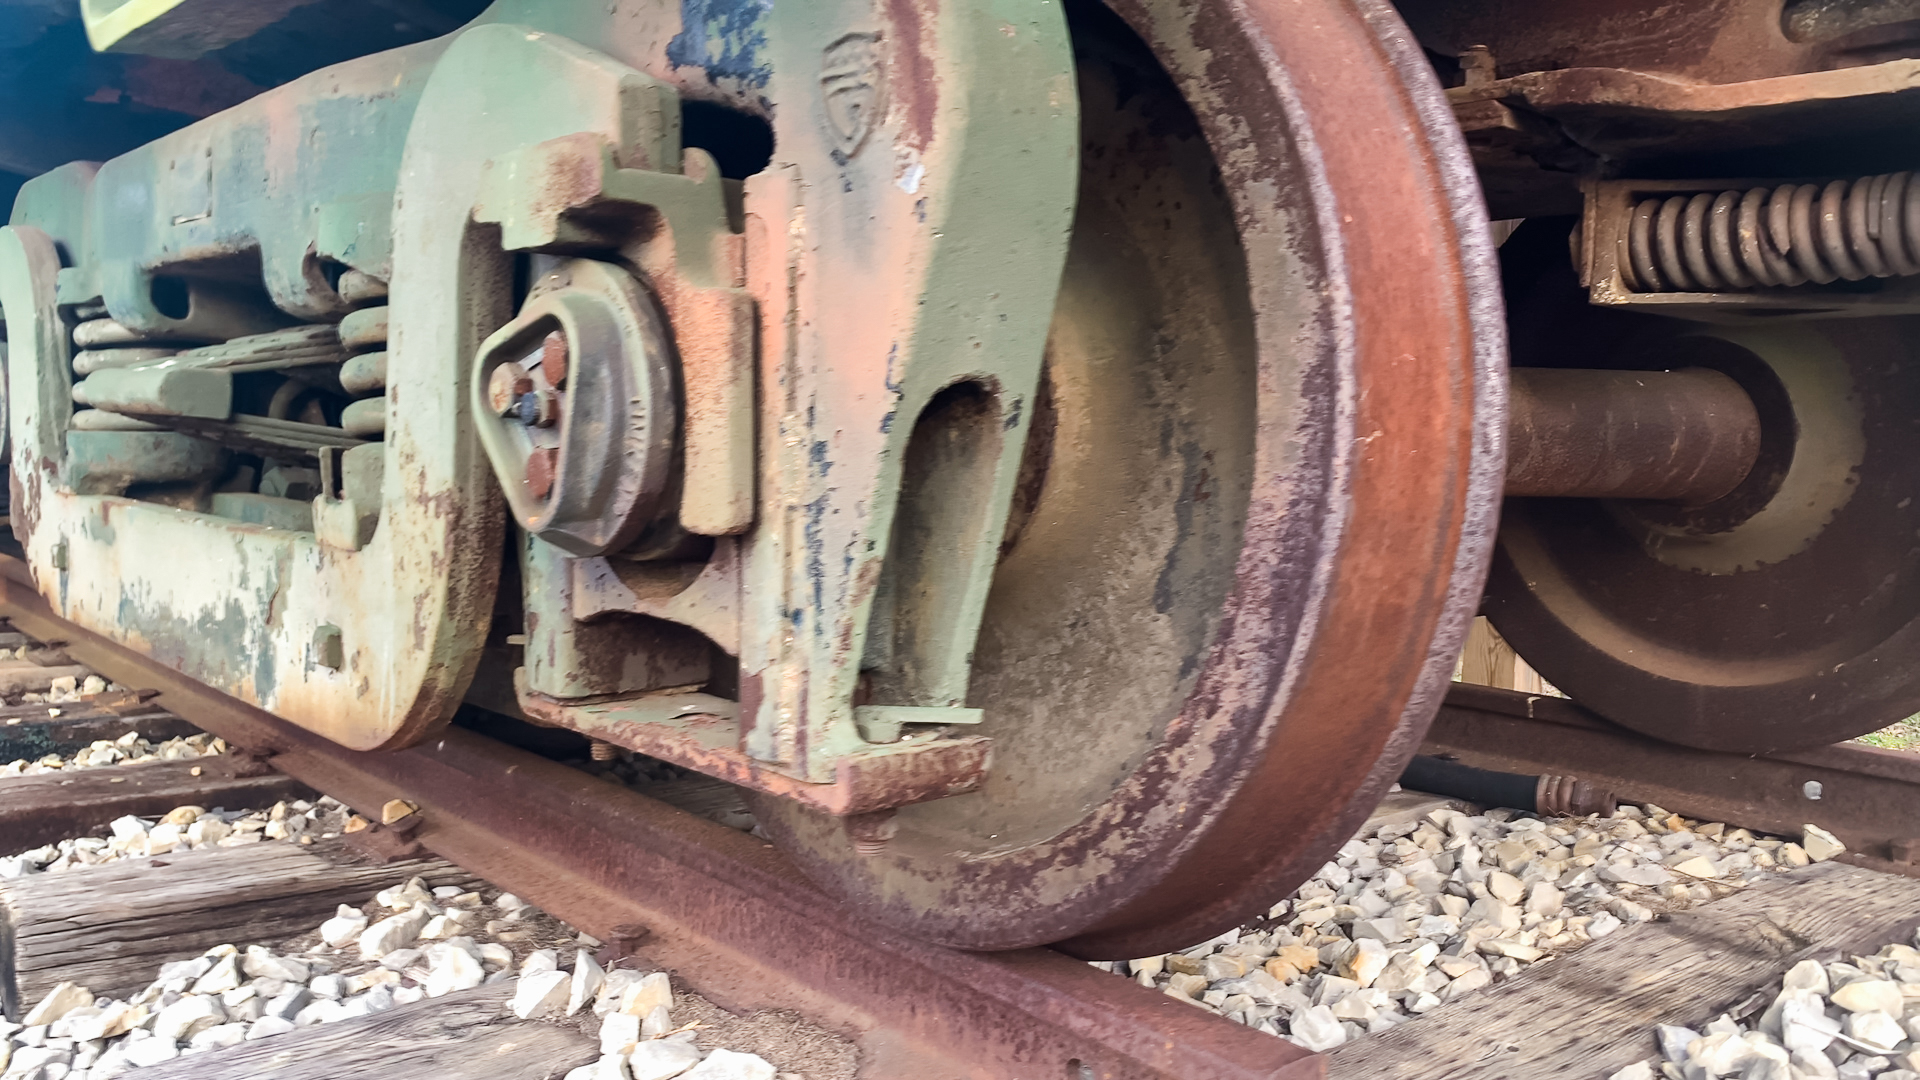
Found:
[0,841,480,1019]
[1325,861,1920,1080]
[107,982,596,1080]
[0,755,312,854]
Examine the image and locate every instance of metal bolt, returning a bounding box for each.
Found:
[590,739,617,761]
[516,389,560,428]
[846,809,899,857]
[487,364,532,417]
[605,922,650,961]
[1460,44,1497,89]
[540,329,569,389]
[1891,838,1919,865]
[1535,774,1616,817]
[526,447,560,500]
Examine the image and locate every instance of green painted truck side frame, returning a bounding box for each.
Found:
[1,0,1077,812]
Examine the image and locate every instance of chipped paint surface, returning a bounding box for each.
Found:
[3,0,1506,963]
[666,0,773,88]
[0,34,502,752]
[746,0,1506,956]
[733,0,1079,779]
[6,2,1075,797]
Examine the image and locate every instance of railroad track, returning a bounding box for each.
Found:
[2,555,1916,1080]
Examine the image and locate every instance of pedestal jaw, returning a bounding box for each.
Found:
[461,8,1079,812]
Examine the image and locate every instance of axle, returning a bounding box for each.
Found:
[1505,367,1762,504]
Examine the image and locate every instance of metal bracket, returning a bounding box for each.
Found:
[474,133,755,537]
[514,674,991,816]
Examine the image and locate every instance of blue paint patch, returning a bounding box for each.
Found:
[116,589,280,703]
[804,495,829,627]
[879,345,906,434]
[883,343,903,396]
[666,0,773,88]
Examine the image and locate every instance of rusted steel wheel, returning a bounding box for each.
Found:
[1488,223,1920,755]
[752,0,1504,957]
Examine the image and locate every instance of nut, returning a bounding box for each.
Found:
[487,364,532,417]
[516,389,561,428]
[845,809,899,857]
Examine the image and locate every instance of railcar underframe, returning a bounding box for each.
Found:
[2,0,1918,955]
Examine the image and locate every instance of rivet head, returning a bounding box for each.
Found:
[487,364,532,417]
[540,329,569,388]
[525,447,560,500]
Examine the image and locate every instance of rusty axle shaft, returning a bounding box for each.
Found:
[1505,367,1762,503]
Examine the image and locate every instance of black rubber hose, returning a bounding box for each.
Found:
[1401,755,1540,810]
[1398,755,1617,816]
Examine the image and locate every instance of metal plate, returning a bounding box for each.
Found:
[753,0,1505,958]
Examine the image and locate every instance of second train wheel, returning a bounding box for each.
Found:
[1487,222,1920,755]
[751,0,1504,957]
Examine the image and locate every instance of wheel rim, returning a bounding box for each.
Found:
[755,0,1504,957]
[1489,227,1920,753]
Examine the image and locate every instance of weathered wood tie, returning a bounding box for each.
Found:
[0,662,94,698]
[0,842,479,1020]
[0,699,197,762]
[0,756,311,853]
[123,982,597,1080]
[1325,861,1920,1080]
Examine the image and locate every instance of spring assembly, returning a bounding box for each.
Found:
[1622,172,1920,293]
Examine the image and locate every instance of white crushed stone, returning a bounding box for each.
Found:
[0,797,371,879]
[1095,801,1841,1052]
[0,730,223,777]
[7,874,786,1080]
[1612,935,1920,1080]
[12,671,116,705]
[0,642,118,706]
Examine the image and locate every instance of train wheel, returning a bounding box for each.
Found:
[1488,222,1920,754]
[751,0,1504,957]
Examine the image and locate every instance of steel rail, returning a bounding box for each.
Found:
[1428,683,1920,876]
[0,557,1321,1080]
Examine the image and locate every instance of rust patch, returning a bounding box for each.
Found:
[520,690,989,816]
[881,0,938,153]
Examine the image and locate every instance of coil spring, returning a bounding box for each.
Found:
[1622,172,1920,293]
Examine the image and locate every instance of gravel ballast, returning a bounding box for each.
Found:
[1611,935,1920,1080]
[1099,800,1848,1052]
[0,731,221,778]
[3,872,823,1080]
[0,796,361,878]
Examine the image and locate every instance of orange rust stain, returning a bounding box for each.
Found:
[521,691,987,816]
[882,0,939,153]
